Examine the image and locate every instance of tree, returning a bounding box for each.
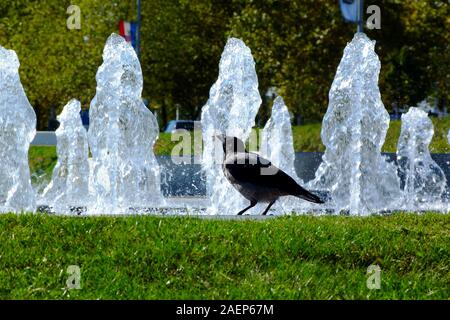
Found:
[365,0,449,109]
[1,0,448,129]
[228,0,353,123]
[1,0,134,129]
[140,0,239,128]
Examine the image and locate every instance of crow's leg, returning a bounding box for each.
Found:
[261,200,276,215]
[237,200,257,215]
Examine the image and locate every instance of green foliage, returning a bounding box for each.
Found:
[229,0,449,123]
[0,1,448,129]
[140,0,235,125]
[0,0,134,129]
[365,0,449,110]
[228,0,353,123]
[0,213,448,299]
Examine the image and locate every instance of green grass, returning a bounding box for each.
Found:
[0,213,448,299]
[290,117,450,153]
[384,117,450,154]
[28,146,57,184]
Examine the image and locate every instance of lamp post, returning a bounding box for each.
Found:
[339,0,364,33]
[357,0,364,32]
[136,0,141,60]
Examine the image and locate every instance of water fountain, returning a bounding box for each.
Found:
[201,38,262,215]
[416,99,433,113]
[0,32,448,216]
[308,33,402,215]
[87,33,164,214]
[0,45,36,213]
[397,107,446,210]
[40,99,89,214]
[260,96,306,213]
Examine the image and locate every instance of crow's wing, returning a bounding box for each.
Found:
[224,153,323,204]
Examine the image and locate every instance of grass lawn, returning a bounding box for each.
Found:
[0,213,448,299]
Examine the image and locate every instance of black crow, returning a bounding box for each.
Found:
[215,135,324,215]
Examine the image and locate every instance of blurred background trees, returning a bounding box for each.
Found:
[0,0,448,130]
